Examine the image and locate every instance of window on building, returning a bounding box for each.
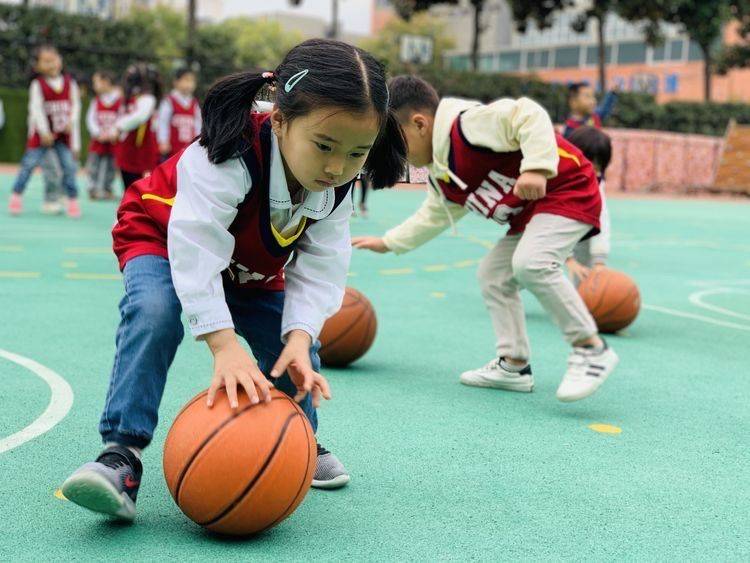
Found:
[669,39,685,60]
[499,51,521,71]
[585,45,612,65]
[526,50,550,69]
[617,42,647,64]
[652,44,667,62]
[554,46,580,68]
[688,41,704,61]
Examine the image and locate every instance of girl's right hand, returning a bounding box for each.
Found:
[566,257,590,281]
[204,329,273,409]
[352,236,390,253]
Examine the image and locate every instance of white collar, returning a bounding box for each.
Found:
[269,130,335,219]
[170,90,194,108]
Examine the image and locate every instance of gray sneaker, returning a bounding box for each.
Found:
[61,445,142,521]
[312,444,350,490]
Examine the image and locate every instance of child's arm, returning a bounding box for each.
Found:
[69,80,81,154]
[156,97,172,149]
[85,98,100,138]
[194,103,202,137]
[28,79,52,143]
[115,94,156,133]
[460,96,559,179]
[588,180,610,264]
[595,91,618,122]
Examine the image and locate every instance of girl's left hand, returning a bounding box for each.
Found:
[514,171,547,200]
[270,329,331,407]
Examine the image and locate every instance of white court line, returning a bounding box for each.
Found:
[689,288,750,322]
[0,349,74,454]
[688,279,750,287]
[642,304,750,332]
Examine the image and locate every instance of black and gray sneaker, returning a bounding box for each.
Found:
[61,445,143,521]
[311,443,350,490]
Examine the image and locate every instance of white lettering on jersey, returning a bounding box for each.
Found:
[464,170,523,224]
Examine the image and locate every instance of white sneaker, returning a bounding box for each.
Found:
[556,343,619,402]
[41,200,63,215]
[459,359,534,392]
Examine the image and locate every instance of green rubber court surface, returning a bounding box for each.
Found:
[1,175,749,560]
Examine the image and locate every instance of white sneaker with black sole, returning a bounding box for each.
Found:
[556,341,619,402]
[459,359,534,392]
[312,444,350,490]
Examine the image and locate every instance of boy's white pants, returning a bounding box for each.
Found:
[477,213,598,362]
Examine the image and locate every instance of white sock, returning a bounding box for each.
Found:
[499,358,529,372]
[104,441,142,460]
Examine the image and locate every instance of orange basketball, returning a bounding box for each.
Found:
[578,268,641,333]
[163,388,316,536]
[318,287,377,367]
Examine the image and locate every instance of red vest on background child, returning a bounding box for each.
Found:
[168,94,200,156]
[437,116,601,236]
[89,95,122,156]
[563,113,602,135]
[112,114,351,291]
[115,96,159,175]
[27,74,73,149]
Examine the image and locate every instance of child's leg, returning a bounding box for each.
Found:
[85,152,100,197]
[11,147,48,194]
[41,151,62,203]
[477,233,530,362]
[511,213,598,346]
[52,141,79,199]
[98,255,184,449]
[103,155,117,196]
[571,239,592,287]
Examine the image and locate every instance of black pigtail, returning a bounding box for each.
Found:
[363,110,408,190]
[199,72,268,164]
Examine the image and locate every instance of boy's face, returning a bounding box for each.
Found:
[570,85,597,115]
[92,74,113,95]
[36,50,62,77]
[395,109,434,168]
[175,73,196,96]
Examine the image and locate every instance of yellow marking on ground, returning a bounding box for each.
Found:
[65,273,122,281]
[0,271,40,278]
[453,259,477,268]
[431,292,446,298]
[61,261,78,269]
[347,272,358,277]
[379,268,415,276]
[54,489,67,501]
[64,247,111,254]
[0,245,23,252]
[141,193,175,206]
[423,264,449,272]
[465,236,494,250]
[588,423,622,435]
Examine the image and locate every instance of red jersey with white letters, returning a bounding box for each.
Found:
[112,113,352,291]
[436,114,601,235]
[88,95,122,156]
[27,75,74,149]
[115,96,159,174]
[168,94,200,156]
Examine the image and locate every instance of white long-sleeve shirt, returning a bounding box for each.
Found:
[115,94,156,133]
[28,75,81,152]
[156,90,202,145]
[167,134,353,340]
[85,89,121,138]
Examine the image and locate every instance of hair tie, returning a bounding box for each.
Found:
[262,71,276,84]
[284,69,309,93]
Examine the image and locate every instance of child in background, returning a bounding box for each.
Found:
[354,75,618,403]
[157,68,201,160]
[8,45,81,218]
[563,82,617,139]
[86,70,122,200]
[60,39,407,521]
[564,126,612,285]
[114,63,161,189]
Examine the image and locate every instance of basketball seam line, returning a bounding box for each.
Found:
[199,411,297,527]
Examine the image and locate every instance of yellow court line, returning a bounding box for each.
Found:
[61,261,78,269]
[430,292,446,298]
[347,272,358,277]
[0,271,40,278]
[423,264,449,272]
[379,268,415,276]
[65,273,121,280]
[588,423,622,435]
[0,245,23,252]
[54,489,67,501]
[64,247,111,254]
[453,260,478,268]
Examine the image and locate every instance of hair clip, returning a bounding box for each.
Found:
[262,71,276,83]
[284,69,309,93]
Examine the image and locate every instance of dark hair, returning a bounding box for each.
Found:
[123,62,163,101]
[388,75,440,115]
[567,126,612,174]
[174,67,195,82]
[200,38,407,189]
[33,44,59,62]
[93,70,116,84]
[568,81,592,101]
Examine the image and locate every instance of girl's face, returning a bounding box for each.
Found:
[271,107,379,193]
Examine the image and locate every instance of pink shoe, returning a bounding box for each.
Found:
[8,193,22,215]
[66,197,82,219]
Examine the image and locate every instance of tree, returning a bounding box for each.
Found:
[359,10,455,74]
[221,18,303,71]
[715,1,750,74]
